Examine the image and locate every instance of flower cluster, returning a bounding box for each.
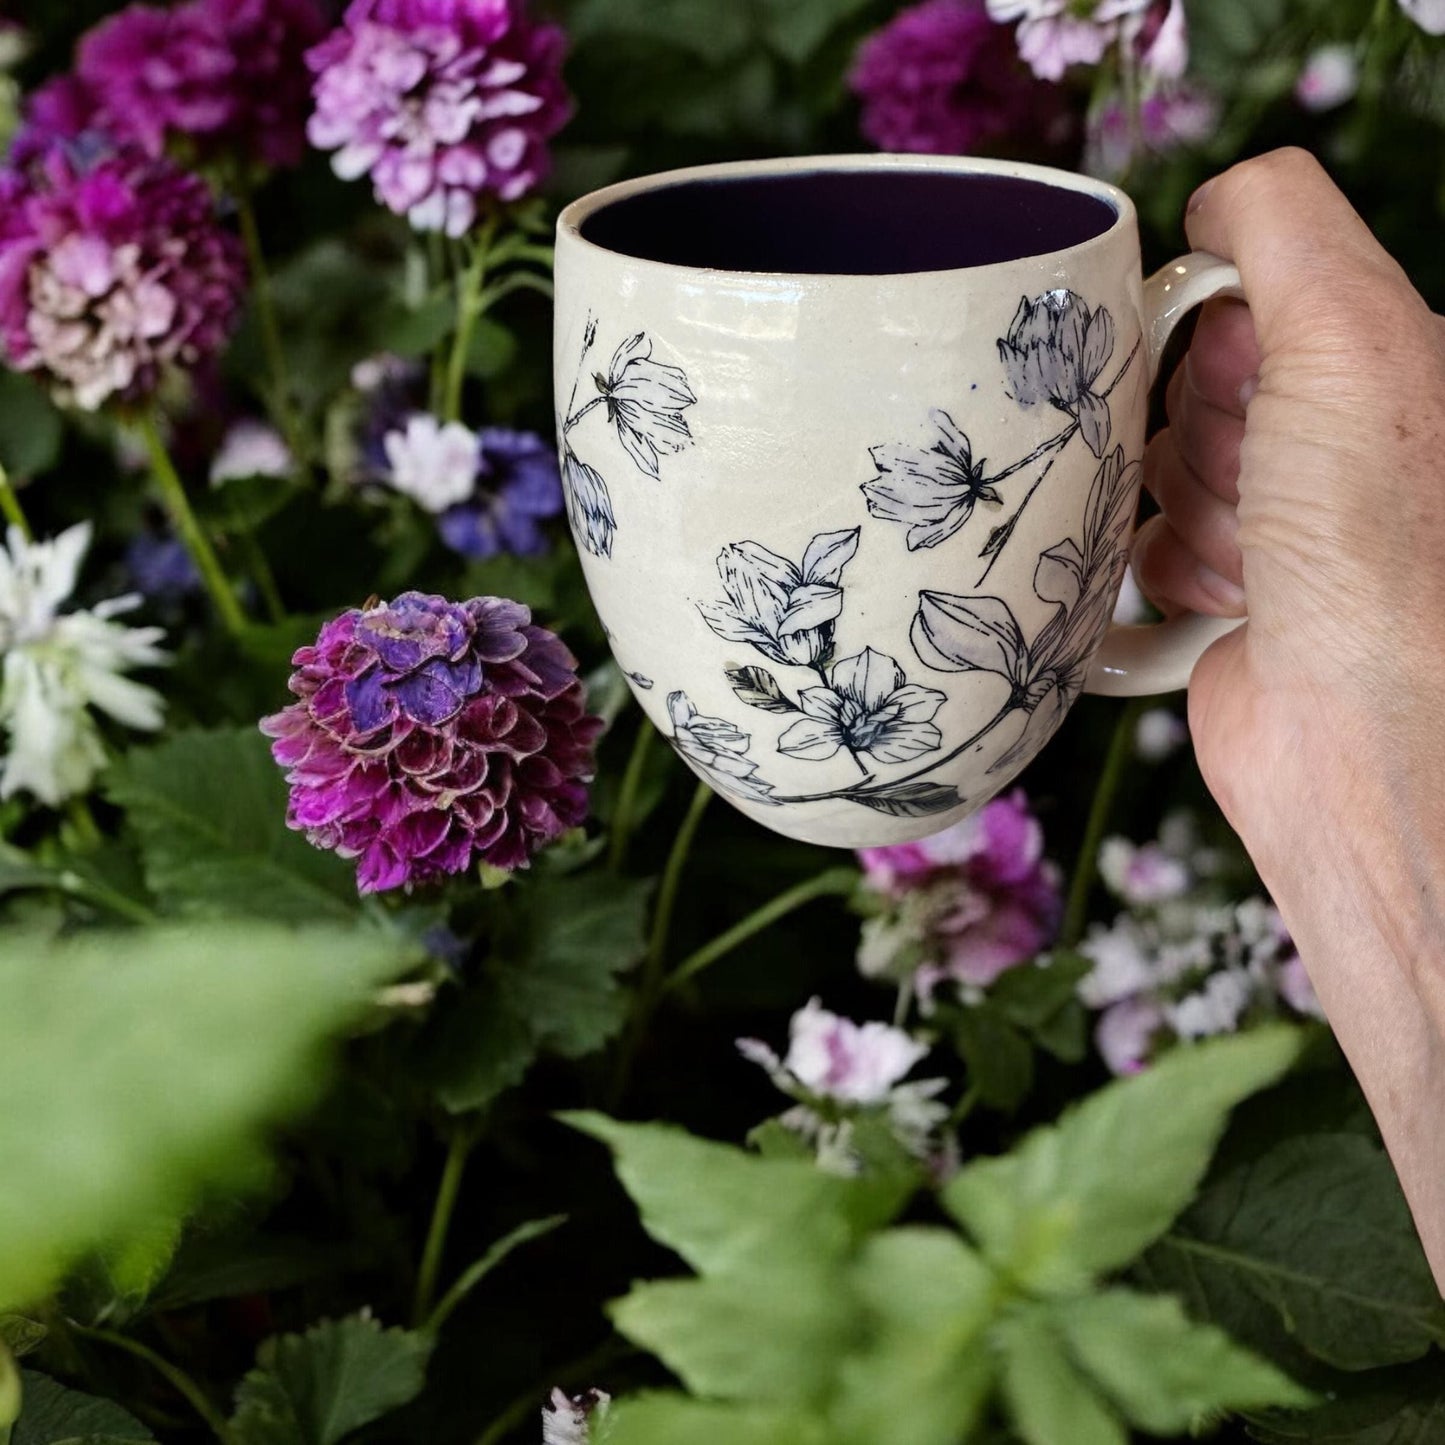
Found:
[260,591,601,892]
[855,791,1063,1005]
[0,523,167,806]
[379,414,564,560]
[13,0,325,170]
[1078,819,1325,1074]
[306,0,572,236]
[0,145,244,411]
[541,1388,610,1445]
[738,998,949,1173]
[849,0,1068,156]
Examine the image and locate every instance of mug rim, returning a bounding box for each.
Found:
[556,152,1136,283]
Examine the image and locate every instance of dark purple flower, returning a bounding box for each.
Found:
[0,144,244,410]
[125,528,201,600]
[260,591,602,892]
[306,0,573,236]
[8,75,100,168]
[849,0,1067,157]
[74,0,327,169]
[436,427,564,560]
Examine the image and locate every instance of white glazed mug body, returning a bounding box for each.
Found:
[554,155,1235,848]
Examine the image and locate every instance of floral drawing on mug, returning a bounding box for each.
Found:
[558,314,698,558]
[667,689,779,805]
[861,287,1139,584]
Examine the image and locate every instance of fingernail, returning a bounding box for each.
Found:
[1187,179,1215,216]
[1196,563,1246,616]
[1238,374,1259,410]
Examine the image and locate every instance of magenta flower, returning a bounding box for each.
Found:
[260,591,601,893]
[306,0,573,237]
[0,145,244,411]
[850,0,1066,156]
[71,0,326,169]
[8,75,98,168]
[856,790,1062,996]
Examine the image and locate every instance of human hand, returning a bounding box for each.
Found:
[1134,147,1445,1278]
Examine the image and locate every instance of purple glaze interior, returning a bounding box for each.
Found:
[578,168,1119,275]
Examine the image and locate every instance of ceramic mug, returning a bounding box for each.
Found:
[553,154,1243,848]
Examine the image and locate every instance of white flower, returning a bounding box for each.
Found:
[1096,996,1165,1075]
[1400,0,1445,35]
[1165,966,1253,1040]
[382,414,479,514]
[1140,0,1188,78]
[210,419,294,486]
[541,1388,610,1445]
[1296,45,1359,111]
[1135,707,1187,762]
[1099,836,1192,906]
[987,0,1152,81]
[784,997,927,1103]
[1078,916,1157,1006]
[0,524,167,805]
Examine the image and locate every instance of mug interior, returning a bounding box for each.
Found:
[577,167,1120,276]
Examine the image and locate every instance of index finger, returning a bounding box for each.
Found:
[1184,149,1427,353]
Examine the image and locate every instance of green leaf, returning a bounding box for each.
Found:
[831,1229,995,1445]
[464,317,518,379]
[1057,1290,1315,1433]
[988,954,1092,1029]
[229,1314,432,1445]
[0,371,62,478]
[942,1029,1305,1293]
[13,1370,153,1443]
[995,1306,1127,1445]
[1143,1133,1445,1370]
[105,728,359,922]
[564,1115,908,1275]
[951,1006,1034,1112]
[611,1261,851,1404]
[372,288,455,355]
[605,1394,826,1445]
[1245,1359,1445,1443]
[0,843,56,898]
[0,1318,45,1360]
[754,0,872,63]
[0,920,414,1312]
[424,1215,567,1335]
[95,1214,181,1303]
[430,875,650,1112]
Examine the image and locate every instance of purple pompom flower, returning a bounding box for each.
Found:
[73,0,327,169]
[436,427,564,560]
[260,591,602,893]
[850,0,1068,156]
[0,144,244,410]
[306,0,573,237]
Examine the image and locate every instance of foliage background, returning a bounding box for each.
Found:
[4,0,1445,1442]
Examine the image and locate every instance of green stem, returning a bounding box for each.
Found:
[608,717,656,871]
[423,1214,566,1337]
[70,1323,234,1445]
[1060,698,1147,947]
[443,216,498,423]
[64,798,103,852]
[58,868,157,925]
[663,867,857,996]
[235,186,306,474]
[413,1124,479,1328]
[950,1085,981,1128]
[0,463,31,540]
[140,414,246,635]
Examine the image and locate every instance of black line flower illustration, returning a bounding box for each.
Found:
[911,445,1139,777]
[861,409,1002,549]
[697,528,860,668]
[595,332,697,480]
[667,689,778,804]
[998,289,1117,459]
[777,647,947,767]
[560,446,616,559]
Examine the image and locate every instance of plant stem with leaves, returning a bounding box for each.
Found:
[443,214,500,423]
[609,715,657,871]
[413,1121,480,1327]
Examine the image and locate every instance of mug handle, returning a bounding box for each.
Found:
[1084,252,1246,698]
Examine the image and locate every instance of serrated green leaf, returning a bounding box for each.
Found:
[611,1261,851,1405]
[996,1306,1127,1445]
[1245,1359,1445,1443]
[0,920,413,1312]
[951,1006,1034,1112]
[105,728,359,922]
[95,1214,181,1303]
[228,1314,432,1445]
[942,1029,1305,1293]
[831,1229,995,1445]
[1058,1290,1315,1433]
[1145,1134,1445,1370]
[605,1393,826,1445]
[564,1115,908,1275]
[13,1370,153,1443]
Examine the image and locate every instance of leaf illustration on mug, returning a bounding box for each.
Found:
[777,648,948,769]
[726,665,800,715]
[861,409,1003,549]
[838,779,964,818]
[666,689,779,805]
[909,446,1139,778]
[998,289,1116,459]
[697,528,860,668]
[557,317,698,559]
